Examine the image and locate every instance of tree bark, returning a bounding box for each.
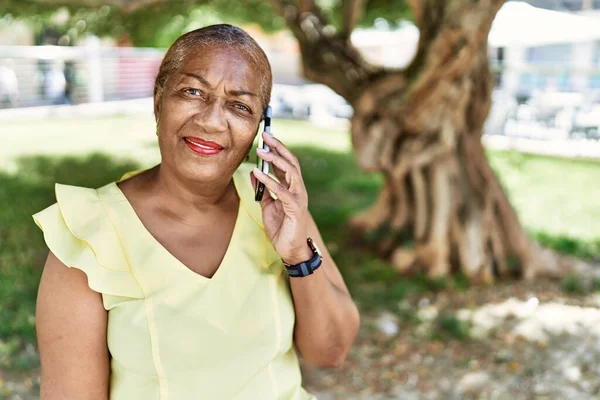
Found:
[38,0,591,281]
[272,0,591,281]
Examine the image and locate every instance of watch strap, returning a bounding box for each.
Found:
[283,238,323,278]
[285,252,322,277]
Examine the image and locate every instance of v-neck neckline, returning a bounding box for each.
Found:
[108,172,244,284]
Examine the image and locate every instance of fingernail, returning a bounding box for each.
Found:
[253,167,264,175]
[256,148,268,153]
[263,131,273,137]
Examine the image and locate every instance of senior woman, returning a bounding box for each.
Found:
[33,24,359,399]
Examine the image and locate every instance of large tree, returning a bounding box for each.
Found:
[6,0,588,281]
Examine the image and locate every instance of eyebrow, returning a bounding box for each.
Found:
[181,72,257,98]
[182,72,211,88]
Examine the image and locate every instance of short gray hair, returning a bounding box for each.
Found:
[154,24,273,113]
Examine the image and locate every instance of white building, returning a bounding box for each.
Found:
[497,0,600,97]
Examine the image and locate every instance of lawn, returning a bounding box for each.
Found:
[1,116,599,371]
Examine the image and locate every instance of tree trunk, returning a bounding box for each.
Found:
[347,1,536,281]
[272,0,593,281]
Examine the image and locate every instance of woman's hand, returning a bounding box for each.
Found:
[251,131,312,265]
[252,132,361,368]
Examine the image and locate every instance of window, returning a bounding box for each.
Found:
[591,40,600,89]
[520,44,573,92]
[520,0,600,10]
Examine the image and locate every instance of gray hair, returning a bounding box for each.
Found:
[154,24,273,113]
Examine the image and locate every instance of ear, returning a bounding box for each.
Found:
[254,119,263,137]
[255,110,265,135]
[153,90,162,122]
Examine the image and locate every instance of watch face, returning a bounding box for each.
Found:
[308,238,322,257]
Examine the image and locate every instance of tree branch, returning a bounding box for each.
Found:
[342,0,366,38]
[406,0,505,76]
[298,0,315,14]
[406,0,430,28]
[269,0,380,102]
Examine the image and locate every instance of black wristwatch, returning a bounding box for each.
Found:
[283,238,323,278]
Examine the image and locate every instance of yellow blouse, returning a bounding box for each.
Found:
[33,163,316,400]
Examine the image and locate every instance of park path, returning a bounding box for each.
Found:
[4,280,600,399]
[302,280,600,399]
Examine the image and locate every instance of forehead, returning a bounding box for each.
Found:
[176,45,262,90]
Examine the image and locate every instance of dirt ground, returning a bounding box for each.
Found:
[3,280,600,399]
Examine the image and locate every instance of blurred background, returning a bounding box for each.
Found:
[1,0,600,399]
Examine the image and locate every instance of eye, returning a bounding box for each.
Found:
[234,103,251,113]
[183,88,203,97]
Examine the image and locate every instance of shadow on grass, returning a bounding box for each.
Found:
[534,232,600,263]
[1,147,599,369]
[0,153,140,370]
[290,147,469,313]
[292,146,600,309]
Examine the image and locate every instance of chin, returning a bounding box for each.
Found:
[177,155,237,183]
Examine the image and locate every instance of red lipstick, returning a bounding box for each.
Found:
[184,137,224,156]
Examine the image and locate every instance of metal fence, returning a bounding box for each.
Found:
[0,41,163,108]
[1,42,600,141]
[0,42,309,110]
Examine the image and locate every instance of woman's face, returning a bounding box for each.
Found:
[155,45,264,184]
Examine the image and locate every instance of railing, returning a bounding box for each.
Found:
[0,42,163,108]
[0,43,308,109]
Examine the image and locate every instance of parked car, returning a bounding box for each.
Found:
[570,104,600,140]
[0,64,19,108]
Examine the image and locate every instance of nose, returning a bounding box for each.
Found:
[194,101,227,133]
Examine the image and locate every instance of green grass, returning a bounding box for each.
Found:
[562,273,587,295]
[488,150,600,242]
[0,154,142,370]
[1,116,350,170]
[1,116,600,369]
[561,272,600,295]
[432,313,472,341]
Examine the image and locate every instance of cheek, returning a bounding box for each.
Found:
[159,92,202,125]
[160,99,189,125]
[231,119,260,149]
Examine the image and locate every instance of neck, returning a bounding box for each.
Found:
[151,164,237,216]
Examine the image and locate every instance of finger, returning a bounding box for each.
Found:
[252,167,300,212]
[265,147,290,187]
[262,132,301,172]
[272,165,287,189]
[250,170,276,207]
[259,185,276,208]
[257,148,304,194]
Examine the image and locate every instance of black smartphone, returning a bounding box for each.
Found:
[255,105,272,202]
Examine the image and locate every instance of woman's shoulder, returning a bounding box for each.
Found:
[32,180,144,307]
[37,179,123,226]
[39,165,146,208]
[34,182,110,225]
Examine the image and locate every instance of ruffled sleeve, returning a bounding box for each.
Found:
[33,183,145,308]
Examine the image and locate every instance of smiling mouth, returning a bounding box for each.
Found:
[184,137,223,150]
[183,137,224,156]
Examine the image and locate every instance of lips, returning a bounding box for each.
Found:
[184,137,224,156]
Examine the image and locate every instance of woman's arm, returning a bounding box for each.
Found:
[252,131,360,369]
[36,251,110,400]
[288,214,360,368]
